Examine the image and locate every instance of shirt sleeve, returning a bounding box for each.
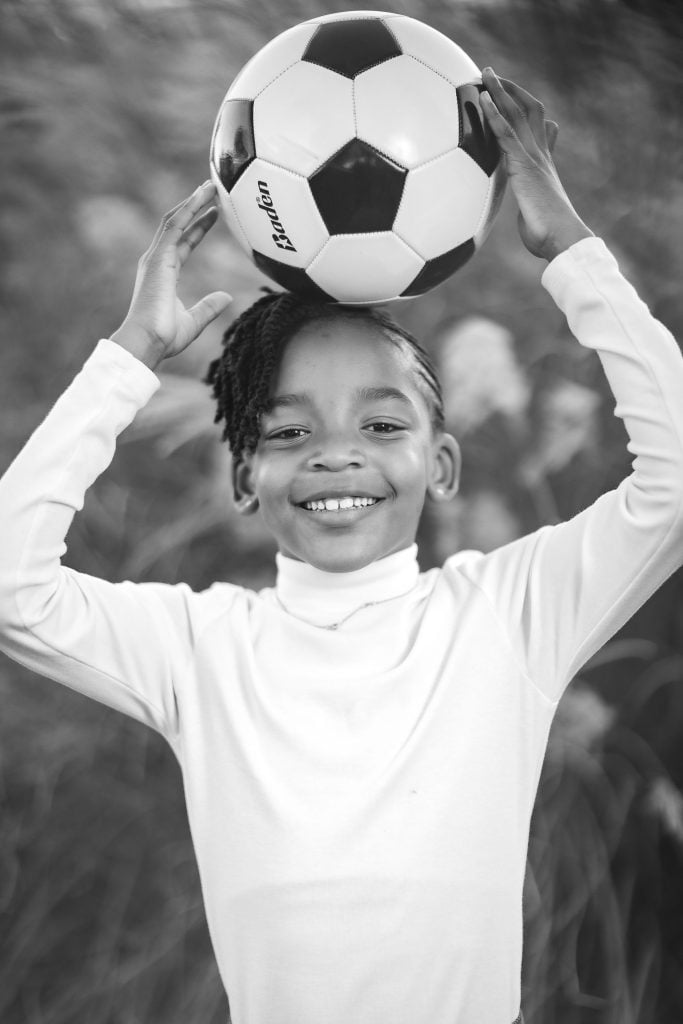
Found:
[0,339,200,739]
[448,237,683,704]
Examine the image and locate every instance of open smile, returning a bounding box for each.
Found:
[298,496,383,513]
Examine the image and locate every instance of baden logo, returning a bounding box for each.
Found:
[256,181,296,252]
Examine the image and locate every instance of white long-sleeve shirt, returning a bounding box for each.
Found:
[1,237,682,1024]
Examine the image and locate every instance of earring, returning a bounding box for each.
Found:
[237,495,258,514]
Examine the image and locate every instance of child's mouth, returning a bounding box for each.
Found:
[298,496,383,513]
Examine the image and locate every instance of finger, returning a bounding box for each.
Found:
[495,75,547,140]
[177,207,220,266]
[187,291,233,338]
[545,120,560,153]
[148,180,217,253]
[480,90,528,156]
[481,68,544,153]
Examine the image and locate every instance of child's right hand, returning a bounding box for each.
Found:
[110,181,232,369]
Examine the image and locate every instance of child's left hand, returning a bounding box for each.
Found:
[480,68,594,261]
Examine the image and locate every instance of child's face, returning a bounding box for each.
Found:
[233,318,460,572]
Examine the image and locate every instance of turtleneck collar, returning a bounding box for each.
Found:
[274,544,420,628]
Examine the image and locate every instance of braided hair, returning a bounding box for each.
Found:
[205,288,445,465]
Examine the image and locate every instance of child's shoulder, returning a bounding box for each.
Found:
[135,576,255,641]
[442,549,485,569]
[438,549,487,584]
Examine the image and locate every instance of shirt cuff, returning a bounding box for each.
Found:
[540,236,615,296]
[91,338,162,403]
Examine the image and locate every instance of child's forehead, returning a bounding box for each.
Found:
[278,316,413,378]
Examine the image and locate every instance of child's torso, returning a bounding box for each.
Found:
[174,567,553,1024]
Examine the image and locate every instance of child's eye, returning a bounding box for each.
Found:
[366,421,404,434]
[268,427,308,440]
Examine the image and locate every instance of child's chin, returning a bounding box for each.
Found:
[302,538,395,574]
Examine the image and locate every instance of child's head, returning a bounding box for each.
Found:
[205,290,460,572]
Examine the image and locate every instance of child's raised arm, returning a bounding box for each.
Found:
[452,72,683,703]
[0,186,232,741]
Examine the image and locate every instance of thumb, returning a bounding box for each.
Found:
[545,120,559,153]
[188,291,233,337]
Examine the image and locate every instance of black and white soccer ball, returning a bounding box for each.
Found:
[210,10,506,305]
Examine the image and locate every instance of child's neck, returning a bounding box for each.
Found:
[274,545,419,630]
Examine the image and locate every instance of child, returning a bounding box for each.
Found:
[1,69,682,1024]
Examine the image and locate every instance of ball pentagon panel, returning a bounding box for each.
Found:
[308,233,424,305]
[251,253,334,301]
[355,55,461,169]
[393,149,493,260]
[253,63,354,178]
[310,139,407,235]
[227,22,317,100]
[230,160,329,268]
[210,98,255,193]
[456,83,500,176]
[401,241,476,297]
[305,11,402,26]
[301,17,402,78]
[388,15,480,88]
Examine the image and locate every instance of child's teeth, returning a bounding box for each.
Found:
[304,497,379,511]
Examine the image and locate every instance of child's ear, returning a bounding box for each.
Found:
[427,432,461,503]
[232,454,260,516]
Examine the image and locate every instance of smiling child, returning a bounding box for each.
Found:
[1,70,682,1024]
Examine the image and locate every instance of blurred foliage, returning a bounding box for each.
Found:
[1,0,682,1022]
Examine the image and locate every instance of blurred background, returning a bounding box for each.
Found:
[1,0,682,1021]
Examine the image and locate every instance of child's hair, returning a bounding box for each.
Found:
[205,288,445,465]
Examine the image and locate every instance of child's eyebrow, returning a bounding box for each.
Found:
[262,392,311,413]
[359,386,414,407]
[264,386,415,413]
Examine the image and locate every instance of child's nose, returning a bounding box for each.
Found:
[307,433,367,471]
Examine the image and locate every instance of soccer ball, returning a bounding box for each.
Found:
[210,10,505,305]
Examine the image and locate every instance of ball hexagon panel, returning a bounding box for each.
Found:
[301,17,402,78]
[227,22,317,100]
[230,160,329,267]
[251,252,334,301]
[308,233,424,304]
[208,170,253,256]
[355,55,461,169]
[473,165,507,245]
[401,241,476,297]
[393,149,493,259]
[389,15,480,88]
[210,98,255,192]
[456,83,500,177]
[253,62,355,177]
[310,139,407,234]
